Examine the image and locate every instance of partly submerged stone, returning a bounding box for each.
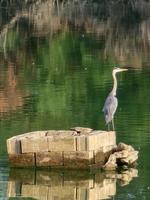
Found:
[103,143,139,170]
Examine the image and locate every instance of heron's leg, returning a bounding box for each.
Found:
[112,118,115,131]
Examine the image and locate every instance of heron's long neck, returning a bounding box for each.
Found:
[111,72,117,96]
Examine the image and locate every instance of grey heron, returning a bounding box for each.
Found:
[102,67,128,130]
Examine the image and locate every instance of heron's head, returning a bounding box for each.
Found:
[113,67,128,74]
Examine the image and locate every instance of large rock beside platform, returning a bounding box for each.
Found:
[7,127,116,169]
[103,143,139,170]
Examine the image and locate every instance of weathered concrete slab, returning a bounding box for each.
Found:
[20,131,48,138]
[47,135,76,152]
[7,131,48,154]
[7,138,21,154]
[46,130,76,138]
[36,152,63,167]
[76,135,87,151]
[8,153,35,167]
[64,151,94,169]
[87,131,116,151]
[21,137,48,153]
[95,150,107,165]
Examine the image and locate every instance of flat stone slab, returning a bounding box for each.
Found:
[8,153,35,167]
[6,128,117,168]
[36,152,63,167]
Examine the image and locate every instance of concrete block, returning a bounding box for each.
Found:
[48,136,76,152]
[76,135,87,151]
[36,152,63,167]
[8,153,35,167]
[95,150,106,165]
[86,133,95,151]
[46,130,75,137]
[20,131,47,138]
[7,138,21,154]
[21,137,48,153]
[94,144,116,165]
[87,131,116,151]
[105,131,116,147]
[64,151,94,169]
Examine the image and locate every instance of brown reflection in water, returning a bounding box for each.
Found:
[1,1,150,68]
[7,168,138,200]
[0,63,24,115]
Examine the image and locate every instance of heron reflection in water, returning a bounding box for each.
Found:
[102,67,128,130]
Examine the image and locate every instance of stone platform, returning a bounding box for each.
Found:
[6,127,116,169]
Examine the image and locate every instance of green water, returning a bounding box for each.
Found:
[1,0,150,199]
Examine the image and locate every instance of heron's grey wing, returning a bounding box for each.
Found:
[102,95,118,123]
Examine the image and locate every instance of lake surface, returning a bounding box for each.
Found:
[0,0,150,199]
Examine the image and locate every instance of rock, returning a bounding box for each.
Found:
[113,150,129,159]
[116,143,134,152]
[103,143,138,170]
[120,151,139,165]
[102,154,117,170]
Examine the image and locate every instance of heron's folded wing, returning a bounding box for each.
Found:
[102,95,118,116]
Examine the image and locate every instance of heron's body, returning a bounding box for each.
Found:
[102,67,128,130]
[102,94,118,124]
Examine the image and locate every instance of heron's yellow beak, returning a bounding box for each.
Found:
[121,68,128,72]
[113,67,128,74]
